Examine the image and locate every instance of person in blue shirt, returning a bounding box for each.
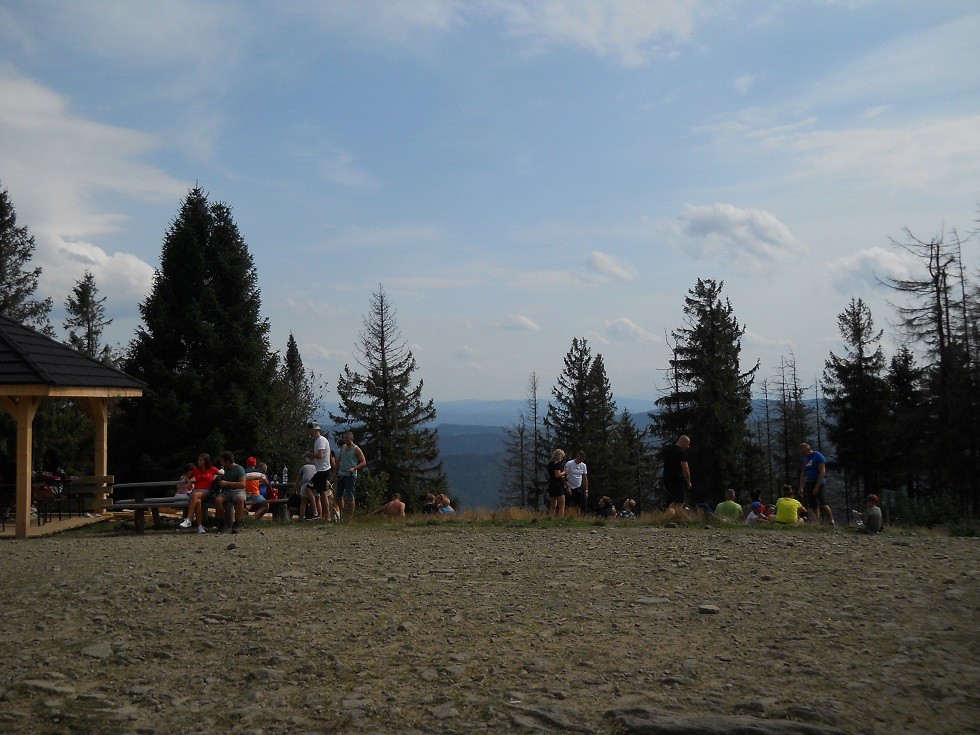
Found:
[799,443,834,526]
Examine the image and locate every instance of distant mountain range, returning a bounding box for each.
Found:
[432,397,658,427]
[432,397,658,510]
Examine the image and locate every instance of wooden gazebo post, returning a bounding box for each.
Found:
[0,395,41,538]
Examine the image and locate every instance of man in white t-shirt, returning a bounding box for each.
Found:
[564,451,588,513]
[302,423,331,519]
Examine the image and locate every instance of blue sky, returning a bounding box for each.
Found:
[1,1,978,403]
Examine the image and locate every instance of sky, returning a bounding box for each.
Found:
[1,0,978,405]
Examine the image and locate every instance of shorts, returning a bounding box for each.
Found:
[337,475,356,501]
[547,485,566,499]
[664,480,686,506]
[245,495,267,506]
[803,479,826,508]
[311,471,331,493]
[220,489,246,503]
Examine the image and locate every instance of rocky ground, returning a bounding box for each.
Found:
[0,519,977,734]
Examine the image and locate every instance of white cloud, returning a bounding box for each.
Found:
[47,238,155,305]
[503,314,541,331]
[455,344,483,360]
[588,251,635,282]
[489,0,703,67]
[733,74,753,94]
[826,246,920,294]
[765,116,980,196]
[301,343,348,362]
[289,0,466,45]
[605,317,658,343]
[743,330,794,349]
[671,203,806,265]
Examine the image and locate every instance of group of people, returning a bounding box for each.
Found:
[546,449,589,517]
[174,422,368,533]
[662,434,883,531]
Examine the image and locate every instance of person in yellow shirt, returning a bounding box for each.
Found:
[774,485,808,525]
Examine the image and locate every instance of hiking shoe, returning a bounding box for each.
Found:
[311,514,319,520]
[231,522,240,534]
[179,518,192,529]
[197,525,206,534]
[217,522,226,533]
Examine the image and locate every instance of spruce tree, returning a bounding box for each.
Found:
[652,278,759,502]
[113,187,277,479]
[64,270,114,364]
[263,333,326,479]
[330,285,447,508]
[0,183,52,333]
[545,338,619,499]
[822,298,889,497]
[499,373,547,509]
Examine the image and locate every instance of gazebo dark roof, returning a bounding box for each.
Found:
[0,315,144,391]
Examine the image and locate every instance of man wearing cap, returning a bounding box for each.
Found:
[854,494,883,533]
[336,432,367,520]
[799,443,834,525]
[304,423,331,519]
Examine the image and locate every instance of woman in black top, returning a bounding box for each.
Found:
[547,449,568,517]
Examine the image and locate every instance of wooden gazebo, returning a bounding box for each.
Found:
[0,316,144,538]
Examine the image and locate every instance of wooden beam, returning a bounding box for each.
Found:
[0,385,142,398]
[2,396,43,538]
[78,398,109,478]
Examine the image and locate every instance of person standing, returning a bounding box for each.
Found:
[564,451,588,513]
[336,431,367,520]
[303,423,331,519]
[546,449,568,517]
[799,443,834,525]
[662,435,692,519]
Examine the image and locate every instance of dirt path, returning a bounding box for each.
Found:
[1,522,976,734]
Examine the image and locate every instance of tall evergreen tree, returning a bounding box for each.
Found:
[606,409,659,509]
[330,285,447,508]
[64,270,114,364]
[545,338,618,499]
[263,333,326,479]
[0,183,52,333]
[882,346,928,499]
[822,298,889,497]
[652,278,759,502]
[112,187,278,479]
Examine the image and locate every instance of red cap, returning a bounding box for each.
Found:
[246,456,257,467]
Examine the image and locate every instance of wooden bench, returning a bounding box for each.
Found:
[104,482,290,533]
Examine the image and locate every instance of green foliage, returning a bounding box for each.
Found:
[891,492,957,528]
[330,285,448,508]
[545,337,620,498]
[0,183,52,333]
[112,187,278,479]
[357,470,391,514]
[64,269,115,364]
[822,298,889,497]
[653,278,759,502]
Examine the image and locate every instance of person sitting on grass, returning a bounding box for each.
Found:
[617,499,637,519]
[745,500,770,524]
[371,493,406,518]
[774,484,807,525]
[714,489,743,523]
[596,496,616,519]
[852,493,883,533]
[420,494,440,515]
[437,494,456,515]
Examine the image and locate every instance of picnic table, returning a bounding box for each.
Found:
[106,481,293,532]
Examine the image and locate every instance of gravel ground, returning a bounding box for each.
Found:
[0,520,977,734]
